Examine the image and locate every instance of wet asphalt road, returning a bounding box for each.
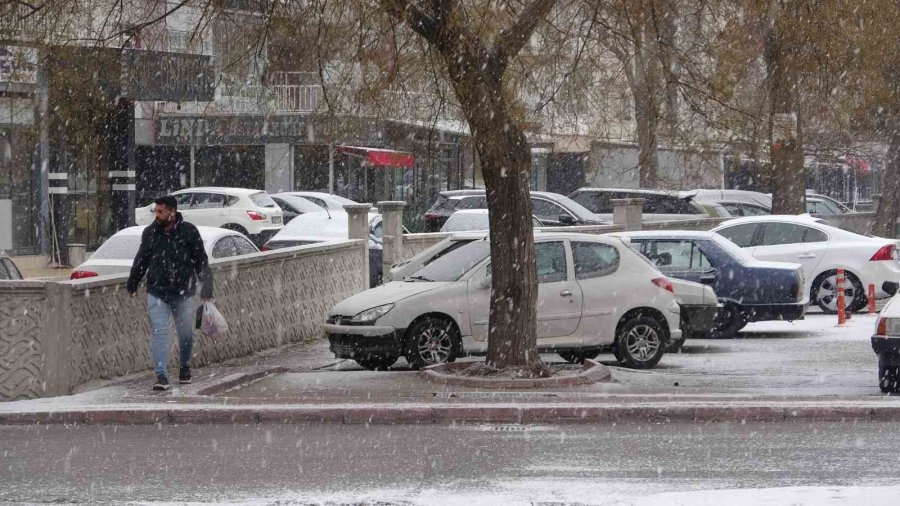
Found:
[2,421,899,504]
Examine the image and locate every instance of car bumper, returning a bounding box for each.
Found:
[872,335,900,366]
[861,263,900,299]
[681,303,721,333]
[743,302,806,322]
[325,323,404,359]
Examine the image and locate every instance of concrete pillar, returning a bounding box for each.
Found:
[377,201,406,282]
[265,143,293,193]
[611,198,645,231]
[344,203,372,290]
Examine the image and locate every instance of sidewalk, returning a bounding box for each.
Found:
[2,327,899,425]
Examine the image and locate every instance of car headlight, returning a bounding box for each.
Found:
[877,317,900,336]
[351,304,394,323]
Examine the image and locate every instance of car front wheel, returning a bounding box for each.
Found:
[613,315,665,369]
[405,316,460,370]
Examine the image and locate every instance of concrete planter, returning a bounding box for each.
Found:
[420,359,611,389]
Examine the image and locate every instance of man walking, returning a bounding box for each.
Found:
[127,196,213,391]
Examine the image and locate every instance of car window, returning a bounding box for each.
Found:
[813,199,841,214]
[455,196,488,210]
[645,240,710,270]
[212,237,236,258]
[90,234,143,260]
[250,192,278,208]
[570,190,612,213]
[2,258,22,279]
[192,192,224,209]
[370,220,383,240]
[532,198,569,221]
[759,223,809,246]
[272,197,298,214]
[224,195,240,207]
[535,241,568,283]
[232,235,258,255]
[572,241,620,280]
[174,193,193,207]
[741,204,770,216]
[0,260,9,280]
[716,223,759,247]
[803,227,828,243]
[302,196,326,208]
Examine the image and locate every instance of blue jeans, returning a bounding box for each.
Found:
[147,293,194,378]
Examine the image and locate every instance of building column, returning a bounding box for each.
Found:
[109,98,136,231]
[265,143,293,193]
[377,200,406,282]
[344,203,372,291]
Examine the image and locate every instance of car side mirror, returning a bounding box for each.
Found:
[558,214,577,225]
[699,269,718,285]
[478,275,492,290]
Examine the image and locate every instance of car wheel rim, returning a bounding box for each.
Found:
[625,324,660,361]
[417,322,452,365]
[817,275,855,311]
[713,307,735,331]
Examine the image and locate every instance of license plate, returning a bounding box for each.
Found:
[272,216,282,224]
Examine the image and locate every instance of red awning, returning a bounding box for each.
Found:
[337,145,415,168]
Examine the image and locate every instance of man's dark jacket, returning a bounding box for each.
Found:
[126,213,213,301]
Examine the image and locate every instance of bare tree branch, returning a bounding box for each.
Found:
[487,0,556,78]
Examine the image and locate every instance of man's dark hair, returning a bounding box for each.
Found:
[155,195,178,210]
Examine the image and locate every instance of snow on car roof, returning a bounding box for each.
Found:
[276,210,380,239]
[716,214,826,226]
[574,187,683,196]
[171,187,264,196]
[614,230,718,240]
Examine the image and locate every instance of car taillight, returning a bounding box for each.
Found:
[261,244,270,251]
[651,277,674,293]
[247,211,267,221]
[877,318,887,336]
[870,244,897,261]
[70,271,98,280]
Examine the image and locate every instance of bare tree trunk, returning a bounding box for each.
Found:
[765,12,806,214]
[634,83,661,188]
[873,130,900,238]
[380,0,553,370]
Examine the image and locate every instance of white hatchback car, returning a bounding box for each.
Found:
[326,233,682,370]
[70,225,260,279]
[712,215,900,313]
[135,187,283,244]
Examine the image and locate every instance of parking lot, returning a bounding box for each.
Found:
[226,311,885,400]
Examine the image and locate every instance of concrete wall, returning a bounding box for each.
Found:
[0,240,366,401]
[588,141,723,190]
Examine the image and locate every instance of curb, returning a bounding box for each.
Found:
[195,367,291,396]
[3,404,900,426]
[420,359,611,389]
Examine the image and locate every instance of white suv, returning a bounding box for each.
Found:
[135,187,284,244]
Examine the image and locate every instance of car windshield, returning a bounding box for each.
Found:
[544,194,598,220]
[276,195,325,213]
[90,235,143,260]
[711,234,757,264]
[442,212,489,232]
[410,240,491,282]
[250,192,278,208]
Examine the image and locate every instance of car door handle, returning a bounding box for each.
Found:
[560,290,573,297]
[798,253,816,259]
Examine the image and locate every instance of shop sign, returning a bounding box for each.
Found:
[121,50,214,101]
[155,115,309,145]
[0,46,37,84]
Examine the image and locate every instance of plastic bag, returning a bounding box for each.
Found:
[200,300,228,339]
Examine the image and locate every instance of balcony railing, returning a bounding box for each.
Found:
[215,81,325,113]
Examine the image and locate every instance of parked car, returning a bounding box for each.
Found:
[271,193,330,224]
[713,215,900,314]
[686,188,855,217]
[69,225,260,279]
[325,233,682,370]
[616,230,806,338]
[264,210,386,287]
[0,251,23,280]
[568,188,711,221]
[135,187,283,245]
[440,209,543,233]
[391,232,715,352]
[872,295,900,393]
[279,191,358,211]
